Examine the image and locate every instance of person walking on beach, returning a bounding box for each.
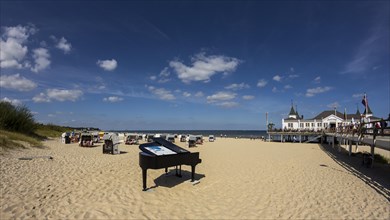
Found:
[293,136,297,143]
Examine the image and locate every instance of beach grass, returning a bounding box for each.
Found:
[35,123,70,138]
[0,123,71,153]
[0,130,43,153]
[1,101,72,153]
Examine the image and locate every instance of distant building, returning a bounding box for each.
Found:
[282,104,378,131]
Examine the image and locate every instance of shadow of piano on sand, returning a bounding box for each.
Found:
[152,169,206,189]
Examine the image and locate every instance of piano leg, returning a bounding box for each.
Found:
[142,168,147,191]
[175,165,182,177]
[191,165,196,182]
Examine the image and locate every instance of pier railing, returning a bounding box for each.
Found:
[267,116,389,167]
[326,117,390,138]
[326,117,390,167]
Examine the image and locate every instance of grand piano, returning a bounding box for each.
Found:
[139,138,202,191]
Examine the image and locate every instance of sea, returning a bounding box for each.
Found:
[117,130,268,139]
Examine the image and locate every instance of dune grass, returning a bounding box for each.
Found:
[0,130,44,154]
[0,102,36,134]
[0,101,72,152]
[35,123,71,138]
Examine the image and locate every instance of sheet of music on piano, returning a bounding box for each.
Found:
[144,146,177,156]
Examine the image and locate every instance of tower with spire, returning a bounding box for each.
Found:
[363,104,373,117]
[287,101,301,119]
[355,104,361,116]
[288,105,297,119]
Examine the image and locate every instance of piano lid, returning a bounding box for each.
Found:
[139,138,190,156]
[143,146,177,156]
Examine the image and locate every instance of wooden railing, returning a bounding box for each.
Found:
[329,117,390,139]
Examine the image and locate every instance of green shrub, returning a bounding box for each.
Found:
[0,101,36,134]
[35,123,70,138]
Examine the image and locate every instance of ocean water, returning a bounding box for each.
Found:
[119,130,268,139]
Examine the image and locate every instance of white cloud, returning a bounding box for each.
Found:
[103,96,123,102]
[154,67,171,83]
[159,67,170,77]
[33,89,83,102]
[257,79,268,88]
[341,18,388,74]
[273,75,282,82]
[284,85,292,89]
[327,102,340,109]
[242,95,254,100]
[3,25,36,43]
[207,91,236,103]
[33,93,50,103]
[47,89,83,101]
[0,25,36,69]
[306,86,332,97]
[55,37,72,54]
[194,91,204,97]
[150,75,157,81]
[0,39,27,68]
[352,93,364,98]
[183,92,191,97]
[97,59,117,71]
[1,97,22,106]
[288,74,299,79]
[169,52,240,83]
[147,86,175,100]
[31,48,50,72]
[0,73,37,91]
[314,76,321,83]
[272,87,278,93]
[216,101,239,108]
[225,83,250,90]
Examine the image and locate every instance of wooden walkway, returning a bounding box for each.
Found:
[268,117,390,167]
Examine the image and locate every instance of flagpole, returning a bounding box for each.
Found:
[266,112,268,130]
[365,93,368,118]
[364,92,368,118]
[344,107,347,125]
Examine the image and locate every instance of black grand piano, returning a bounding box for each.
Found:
[139,138,202,191]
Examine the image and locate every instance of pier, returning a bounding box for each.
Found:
[268,117,390,167]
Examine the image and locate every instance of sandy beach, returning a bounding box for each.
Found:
[1,138,389,219]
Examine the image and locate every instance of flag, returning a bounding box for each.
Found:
[361,93,368,107]
[344,108,347,121]
[361,93,368,116]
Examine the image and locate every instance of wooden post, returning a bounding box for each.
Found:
[370,143,375,168]
[348,139,352,156]
[338,137,341,152]
[332,136,335,148]
[370,134,376,168]
[355,135,359,153]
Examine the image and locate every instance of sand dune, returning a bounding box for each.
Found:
[1,138,389,219]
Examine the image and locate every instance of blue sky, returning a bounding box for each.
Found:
[1,1,389,130]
